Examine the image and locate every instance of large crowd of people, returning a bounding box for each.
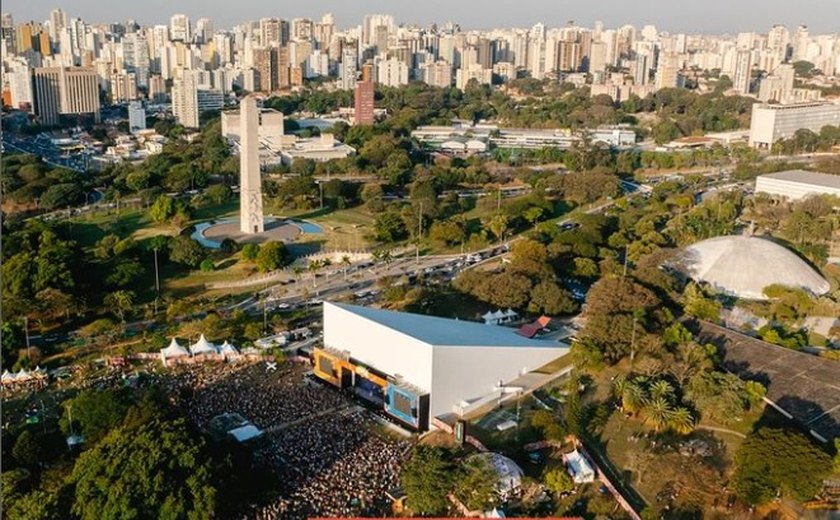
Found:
[164,362,348,429]
[155,361,411,520]
[248,410,411,519]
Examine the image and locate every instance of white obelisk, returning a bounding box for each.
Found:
[239,96,264,234]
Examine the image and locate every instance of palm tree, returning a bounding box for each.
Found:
[308,260,320,288]
[612,374,629,401]
[292,266,303,289]
[621,381,647,415]
[485,213,509,244]
[648,380,674,401]
[320,258,332,281]
[642,396,673,432]
[666,407,695,435]
[341,255,351,281]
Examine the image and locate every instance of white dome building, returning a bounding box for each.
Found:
[469,452,524,496]
[681,235,830,300]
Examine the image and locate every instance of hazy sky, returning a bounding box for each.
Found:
[5,0,840,34]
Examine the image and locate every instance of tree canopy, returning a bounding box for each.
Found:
[69,418,218,520]
[733,427,832,505]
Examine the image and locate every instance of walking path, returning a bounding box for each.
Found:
[697,425,746,439]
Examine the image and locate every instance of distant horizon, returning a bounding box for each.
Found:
[3,0,840,35]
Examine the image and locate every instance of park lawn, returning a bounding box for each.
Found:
[163,255,260,298]
[288,206,376,250]
[68,208,159,247]
[192,200,240,221]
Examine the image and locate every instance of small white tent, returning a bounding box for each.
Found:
[160,338,190,362]
[219,340,240,358]
[190,334,217,356]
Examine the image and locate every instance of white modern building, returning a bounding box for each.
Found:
[221,107,285,143]
[748,102,840,149]
[317,302,570,431]
[755,170,840,201]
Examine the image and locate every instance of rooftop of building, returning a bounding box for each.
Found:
[327,302,567,349]
[754,101,839,110]
[757,169,840,189]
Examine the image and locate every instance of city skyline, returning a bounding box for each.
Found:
[4,0,840,34]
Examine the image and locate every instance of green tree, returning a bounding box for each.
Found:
[12,430,42,467]
[241,243,260,261]
[106,259,146,288]
[39,183,82,209]
[508,239,549,277]
[429,220,464,246]
[528,280,577,315]
[373,211,409,242]
[565,376,583,436]
[455,456,500,511]
[733,427,832,504]
[255,241,289,272]
[199,259,215,272]
[401,446,455,515]
[3,490,60,520]
[543,467,575,494]
[103,290,135,322]
[484,213,509,243]
[69,418,217,520]
[204,184,231,205]
[685,371,756,425]
[60,388,131,444]
[168,237,206,267]
[149,195,176,223]
[581,277,662,363]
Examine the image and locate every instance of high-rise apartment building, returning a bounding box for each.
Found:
[354,80,374,125]
[655,53,681,89]
[49,8,68,46]
[339,48,358,90]
[252,46,276,92]
[376,56,409,87]
[128,100,146,132]
[732,50,752,94]
[422,61,453,88]
[110,72,138,102]
[758,63,795,103]
[194,18,213,44]
[169,14,191,42]
[172,79,204,119]
[122,33,150,87]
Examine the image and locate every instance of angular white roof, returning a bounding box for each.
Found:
[564,449,595,483]
[161,338,190,358]
[682,236,830,300]
[219,340,239,355]
[329,303,559,348]
[190,334,217,355]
